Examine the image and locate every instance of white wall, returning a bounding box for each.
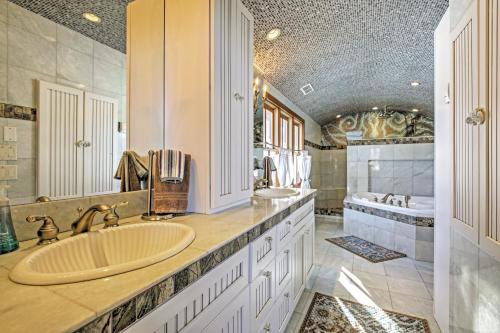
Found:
[433,9,450,333]
[264,80,322,144]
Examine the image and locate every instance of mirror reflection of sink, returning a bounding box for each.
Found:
[9,223,195,285]
[255,188,299,198]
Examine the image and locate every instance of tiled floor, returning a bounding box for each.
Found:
[285,216,441,333]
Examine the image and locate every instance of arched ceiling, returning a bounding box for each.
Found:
[241,0,449,125]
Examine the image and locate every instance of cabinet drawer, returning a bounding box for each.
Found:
[275,242,292,298]
[202,286,250,333]
[275,282,293,333]
[250,226,276,281]
[250,259,275,331]
[292,201,314,230]
[276,218,293,250]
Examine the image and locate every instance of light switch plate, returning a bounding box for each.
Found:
[0,144,17,160]
[0,165,17,180]
[4,127,17,142]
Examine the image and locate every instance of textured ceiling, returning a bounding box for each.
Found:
[8,0,128,53]
[241,0,449,125]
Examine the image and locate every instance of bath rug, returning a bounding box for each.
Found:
[299,292,431,333]
[326,236,406,263]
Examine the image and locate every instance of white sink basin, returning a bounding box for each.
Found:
[255,188,299,198]
[10,222,195,285]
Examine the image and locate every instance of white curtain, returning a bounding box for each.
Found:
[298,153,312,188]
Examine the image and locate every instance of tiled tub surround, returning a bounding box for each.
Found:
[343,198,434,262]
[0,1,127,204]
[0,189,316,333]
[347,142,434,196]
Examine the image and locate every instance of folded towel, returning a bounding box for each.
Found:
[114,151,149,192]
[158,149,185,183]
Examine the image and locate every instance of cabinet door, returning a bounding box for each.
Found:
[232,0,254,202]
[303,219,314,279]
[83,93,119,196]
[202,287,250,333]
[483,0,500,258]
[250,260,275,331]
[450,0,481,243]
[291,229,305,307]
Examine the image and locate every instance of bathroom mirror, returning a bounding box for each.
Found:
[0,1,136,205]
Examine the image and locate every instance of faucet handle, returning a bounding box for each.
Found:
[104,201,128,228]
[111,201,128,211]
[27,215,59,245]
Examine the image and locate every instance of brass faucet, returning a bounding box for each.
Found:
[254,178,268,191]
[26,215,59,245]
[71,204,112,235]
[380,193,395,203]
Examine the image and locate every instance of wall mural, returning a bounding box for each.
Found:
[321,111,434,146]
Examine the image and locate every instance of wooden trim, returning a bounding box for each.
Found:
[265,94,305,125]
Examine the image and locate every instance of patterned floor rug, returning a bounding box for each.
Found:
[299,293,431,333]
[325,236,406,263]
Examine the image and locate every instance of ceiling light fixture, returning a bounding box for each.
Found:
[411,108,419,112]
[83,12,101,23]
[266,28,281,41]
[372,106,379,110]
[410,81,420,87]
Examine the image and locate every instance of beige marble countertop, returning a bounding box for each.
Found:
[0,189,316,333]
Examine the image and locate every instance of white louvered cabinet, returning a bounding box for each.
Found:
[450,0,500,260]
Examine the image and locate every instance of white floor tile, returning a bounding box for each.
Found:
[387,277,432,299]
[384,264,423,282]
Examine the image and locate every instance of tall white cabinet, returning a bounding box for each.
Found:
[127,0,253,214]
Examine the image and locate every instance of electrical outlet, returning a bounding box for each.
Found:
[4,127,17,142]
[0,165,17,180]
[0,144,17,160]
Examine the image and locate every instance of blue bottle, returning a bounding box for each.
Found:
[0,189,18,254]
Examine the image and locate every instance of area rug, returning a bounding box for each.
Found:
[325,236,406,263]
[299,293,431,333]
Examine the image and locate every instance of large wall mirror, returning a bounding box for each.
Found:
[0,0,136,205]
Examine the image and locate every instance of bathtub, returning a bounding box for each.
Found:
[351,192,434,217]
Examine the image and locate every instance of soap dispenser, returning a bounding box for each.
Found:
[0,185,18,254]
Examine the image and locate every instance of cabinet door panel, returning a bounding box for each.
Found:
[202,287,250,333]
[250,260,275,331]
[291,230,305,307]
[450,1,480,242]
[303,219,314,279]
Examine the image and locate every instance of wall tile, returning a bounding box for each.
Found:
[7,118,35,158]
[93,58,123,94]
[7,66,55,107]
[393,177,412,195]
[357,177,368,191]
[413,143,434,160]
[369,160,394,178]
[57,44,93,89]
[415,240,434,262]
[7,157,36,203]
[8,26,56,76]
[393,160,413,178]
[413,176,433,196]
[0,61,5,102]
[394,144,414,160]
[7,2,56,40]
[0,0,6,23]
[413,160,434,178]
[374,228,395,250]
[94,41,125,68]
[347,146,358,161]
[56,24,93,55]
[0,20,6,63]
[369,177,394,194]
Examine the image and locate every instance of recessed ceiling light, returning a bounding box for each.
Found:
[266,28,281,41]
[410,81,420,87]
[336,114,342,119]
[83,12,101,23]
[411,108,419,112]
[372,106,379,110]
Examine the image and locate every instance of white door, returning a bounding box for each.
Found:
[83,93,119,196]
[37,81,84,200]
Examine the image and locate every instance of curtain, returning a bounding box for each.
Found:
[298,153,312,188]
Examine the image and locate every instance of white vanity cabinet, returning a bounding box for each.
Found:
[124,201,315,333]
[127,0,253,214]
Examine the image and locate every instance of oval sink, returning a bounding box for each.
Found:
[255,188,299,198]
[10,222,195,285]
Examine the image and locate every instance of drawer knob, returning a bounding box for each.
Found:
[286,221,291,225]
[263,271,272,278]
[285,249,290,254]
[284,292,290,297]
[265,236,273,242]
[264,323,271,332]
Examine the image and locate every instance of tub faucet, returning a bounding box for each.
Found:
[71,204,112,235]
[381,193,394,203]
[404,195,411,208]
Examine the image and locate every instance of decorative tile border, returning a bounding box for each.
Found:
[347,136,434,146]
[305,139,345,150]
[315,207,343,217]
[75,192,317,333]
[0,103,37,121]
[343,201,434,227]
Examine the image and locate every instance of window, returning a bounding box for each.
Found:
[264,108,274,148]
[280,113,289,149]
[293,121,303,151]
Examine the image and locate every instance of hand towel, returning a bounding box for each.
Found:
[114,151,148,192]
[158,149,185,183]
